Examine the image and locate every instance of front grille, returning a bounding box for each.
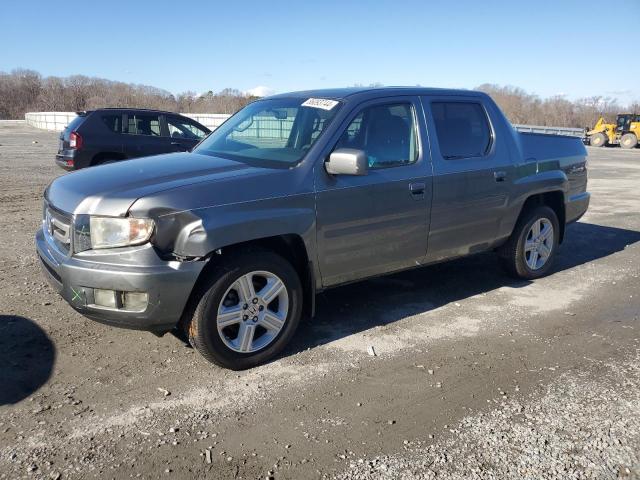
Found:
[44,204,72,254]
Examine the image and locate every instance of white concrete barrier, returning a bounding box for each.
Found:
[24,112,79,131]
[24,111,232,132]
[183,113,230,131]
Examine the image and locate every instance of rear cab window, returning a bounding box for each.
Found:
[430,101,492,159]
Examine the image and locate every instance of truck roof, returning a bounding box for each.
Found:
[268,86,488,101]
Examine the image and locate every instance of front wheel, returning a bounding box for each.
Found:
[185,251,303,370]
[499,206,560,280]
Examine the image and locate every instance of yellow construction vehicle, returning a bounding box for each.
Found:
[587,114,640,149]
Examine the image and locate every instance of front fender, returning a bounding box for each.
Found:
[152,193,317,259]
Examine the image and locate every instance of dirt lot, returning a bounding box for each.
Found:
[0,122,639,480]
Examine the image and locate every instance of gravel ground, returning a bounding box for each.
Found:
[340,353,640,480]
[0,123,639,479]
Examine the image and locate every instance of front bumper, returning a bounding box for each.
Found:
[35,227,205,334]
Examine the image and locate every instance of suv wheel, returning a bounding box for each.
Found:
[185,251,303,370]
[499,206,560,280]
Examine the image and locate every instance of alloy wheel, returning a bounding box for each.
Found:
[216,271,289,353]
[524,218,554,270]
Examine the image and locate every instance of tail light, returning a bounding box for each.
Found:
[69,131,83,149]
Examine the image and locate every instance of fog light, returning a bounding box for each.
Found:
[123,292,148,312]
[94,288,117,308]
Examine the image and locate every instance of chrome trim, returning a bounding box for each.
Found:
[43,201,73,255]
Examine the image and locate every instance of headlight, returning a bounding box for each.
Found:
[74,216,155,251]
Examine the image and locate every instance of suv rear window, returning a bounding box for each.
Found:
[64,115,86,133]
[431,102,492,159]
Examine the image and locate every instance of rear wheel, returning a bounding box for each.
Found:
[589,133,607,147]
[185,251,303,370]
[499,206,560,280]
[620,133,638,149]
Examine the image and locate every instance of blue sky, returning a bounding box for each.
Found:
[1,0,638,104]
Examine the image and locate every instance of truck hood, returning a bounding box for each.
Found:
[46,152,267,216]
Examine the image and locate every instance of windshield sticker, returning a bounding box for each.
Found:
[301,98,339,110]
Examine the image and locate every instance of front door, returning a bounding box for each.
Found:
[315,97,432,287]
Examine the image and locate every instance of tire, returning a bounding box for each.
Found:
[185,251,303,370]
[589,133,607,147]
[499,205,560,280]
[620,133,638,149]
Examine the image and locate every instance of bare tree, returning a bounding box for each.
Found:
[0,68,636,128]
[0,69,255,119]
[475,84,630,129]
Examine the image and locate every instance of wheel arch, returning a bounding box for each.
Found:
[517,191,566,243]
[179,234,316,331]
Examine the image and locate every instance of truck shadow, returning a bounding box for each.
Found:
[286,222,640,355]
[0,315,55,405]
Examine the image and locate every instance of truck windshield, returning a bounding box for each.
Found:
[193,98,341,166]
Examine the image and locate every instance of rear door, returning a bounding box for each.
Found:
[122,112,169,158]
[95,112,125,155]
[421,96,514,262]
[165,115,209,152]
[315,97,432,287]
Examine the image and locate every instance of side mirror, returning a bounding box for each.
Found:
[325,148,368,176]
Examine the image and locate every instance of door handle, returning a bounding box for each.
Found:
[493,171,507,182]
[409,182,426,196]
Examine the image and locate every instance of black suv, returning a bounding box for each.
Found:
[55,108,211,170]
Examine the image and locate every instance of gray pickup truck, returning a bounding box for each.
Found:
[36,87,590,369]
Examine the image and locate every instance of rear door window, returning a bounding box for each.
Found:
[431,102,492,159]
[102,114,122,133]
[125,113,162,136]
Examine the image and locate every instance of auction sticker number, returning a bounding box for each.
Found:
[301,98,339,110]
